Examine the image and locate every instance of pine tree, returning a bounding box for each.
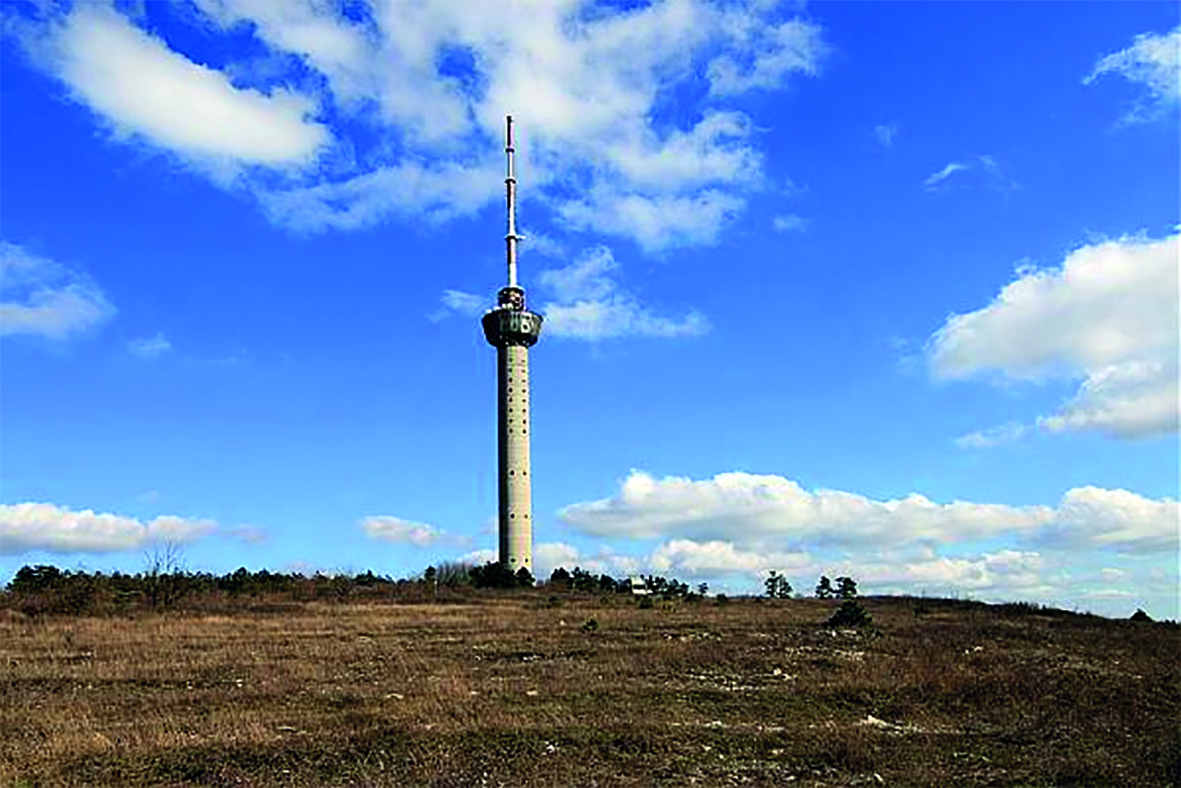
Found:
[835,576,858,599]
[764,571,793,599]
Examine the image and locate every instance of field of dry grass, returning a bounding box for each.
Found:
[2,594,1177,787]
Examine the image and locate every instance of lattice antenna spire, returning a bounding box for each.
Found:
[505,115,519,288]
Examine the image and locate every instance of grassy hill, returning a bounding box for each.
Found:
[1,592,1177,786]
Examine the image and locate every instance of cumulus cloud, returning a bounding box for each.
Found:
[930,232,1179,439]
[360,516,467,548]
[0,502,216,555]
[527,538,1064,603]
[7,1,826,250]
[0,242,114,340]
[1084,26,1180,121]
[649,539,810,576]
[538,247,708,341]
[559,470,1178,555]
[857,550,1051,595]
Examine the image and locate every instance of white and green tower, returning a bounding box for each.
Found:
[481,116,542,574]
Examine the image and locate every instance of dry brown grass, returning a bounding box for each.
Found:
[2,596,1177,787]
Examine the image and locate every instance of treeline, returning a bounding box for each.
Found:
[2,560,865,618]
[2,564,413,616]
[0,562,705,616]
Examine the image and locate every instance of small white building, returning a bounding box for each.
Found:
[628,576,649,596]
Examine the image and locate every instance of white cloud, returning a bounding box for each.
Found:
[360,516,466,548]
[127,333,173,359]
[930,232,1179,439]
[558,187,747,253]
[772,214,809,233]
[1085,26,1181,121]
[531,541,643,579]
[430,289,486,322]
[258,158,502,232]
[924,156,1016,192]
[458,547,497,567]
[223,525,268,545]
[861,550,1051,595]
[924,162,969,190]
[955,422,1029,449]
[538,247,708,341]
[192,0,374,105]
[27,4,328,173]
[559,470,1178,555]
[649,539,810,577]
[874,123,897,147]
[0,242,114,340]
[11,2,826,250]
[0,502,216,555]
[561,470,1049,548]
[529,538,1066,603]
[1043,487,1179,553]
[707,17,827,95]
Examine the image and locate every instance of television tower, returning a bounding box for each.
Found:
[481,115,542,573]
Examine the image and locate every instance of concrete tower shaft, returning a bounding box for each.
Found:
[498,343,532,569]
[482,115,542,573]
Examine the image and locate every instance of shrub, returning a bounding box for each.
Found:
[827,600,872,628]
[469,562,533,589]
[435,561,473,586]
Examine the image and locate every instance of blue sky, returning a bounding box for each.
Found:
[1,1,1177,618]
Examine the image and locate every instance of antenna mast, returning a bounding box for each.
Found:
[505,115,519,288]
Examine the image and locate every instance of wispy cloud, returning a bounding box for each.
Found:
[0,242,114,340]
[6,2,828,251]
[923,162,970,190]
[127,333,173,359]
[772,214,809,233]
[955,422,1029,449]
[15,4,327,178]
[874,123,897,147]
[360,516,469,548]
[923,155,1017,192]
[1084,26,1180,122]
[538,247,709,341]
[429,289,486,322]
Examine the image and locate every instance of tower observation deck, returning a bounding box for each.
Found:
[481,116,542,573]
